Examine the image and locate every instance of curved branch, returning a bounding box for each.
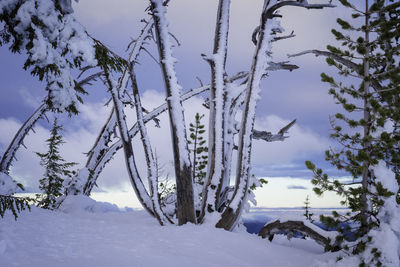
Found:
[0,103,47,174]
[258,219,333,248]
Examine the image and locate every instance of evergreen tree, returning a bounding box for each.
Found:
[0,174,32,219]
[188,113,208,185]
[36,118,77,209]
[305,0,400,265]
[0,195,31,220]
[303,195,313,222]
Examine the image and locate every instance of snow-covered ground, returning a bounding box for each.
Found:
[0,196,340,267]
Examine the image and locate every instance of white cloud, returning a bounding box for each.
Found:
[18,87,43,109]
[0,91,209,193]
[0,89,331,209]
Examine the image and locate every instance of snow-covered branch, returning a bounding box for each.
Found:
[102,66,155,217]
[0,104,47,174]
[0,0,97,113]
[200,0,232,222]
[258,219,336,248]
[266,61,299,72]
[129,63,172,225]
[253,119,296,142]
[216,0,334,231]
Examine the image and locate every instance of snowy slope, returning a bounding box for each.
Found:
[0,197,339,267]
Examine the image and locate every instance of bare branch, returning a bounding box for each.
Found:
[266,61,299,72]
[272,30,295,42]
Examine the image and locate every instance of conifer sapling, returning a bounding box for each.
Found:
[36,118,77,209]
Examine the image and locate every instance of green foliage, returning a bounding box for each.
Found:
[303,195,314,222]
[94,41,128,73]
[0,3,89,115]
[36,118,77,209]
[0,195,32,220]
[249,176,268,191]
[188,113,208,185]
[306,1,400,264]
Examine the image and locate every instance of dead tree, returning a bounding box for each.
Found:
[0,0,332,229]
[69,0,333,229]
[210,0,334,231]
[258,219,332,248]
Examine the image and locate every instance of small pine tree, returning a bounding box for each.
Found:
[36,118,77,209]
[188,113,208,185]
[303,195,313,222]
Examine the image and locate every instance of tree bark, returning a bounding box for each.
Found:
[361,0,371,234]
[258,219,331,248]
[150,0,196,225]
[103,67,155,218]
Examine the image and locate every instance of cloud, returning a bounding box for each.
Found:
[287,185,308,190]
[0,90,331,194]
[251,114,331,166]
[18,87,43,109]
[0,91,209,192]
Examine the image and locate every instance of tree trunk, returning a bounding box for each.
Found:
[103,67,155,218]
[200,0,231,222]
[361,0,371,234]
[130,65,171,225]
[150,0,196,225]
[217,0,277,231]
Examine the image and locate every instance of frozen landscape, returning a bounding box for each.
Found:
[0,196,340,267]
[1,0,400,266]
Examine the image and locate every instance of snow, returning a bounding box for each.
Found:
[0,197,340,267]
[203,0,231,216]
[58,195,122,213]
[0,0,96,111]
[0,172,19,196]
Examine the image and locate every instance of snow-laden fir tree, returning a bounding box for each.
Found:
[36,118,77,209]
[304,0,400,265]
[0,0,96,114]
[0,172,31,219]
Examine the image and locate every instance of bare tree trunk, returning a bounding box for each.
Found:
[103,67,155,218]
[216,1,277,231]
[216,0,335,231]
[200,0,231,222]
[129,65,172,225]
[150,0,196,225]
[361,0,371,234]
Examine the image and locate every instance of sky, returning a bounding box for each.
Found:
[0,0,356,208]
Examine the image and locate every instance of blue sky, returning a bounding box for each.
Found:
[0,0,353,207]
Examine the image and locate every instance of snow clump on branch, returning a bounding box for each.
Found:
[0,0,96,113]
